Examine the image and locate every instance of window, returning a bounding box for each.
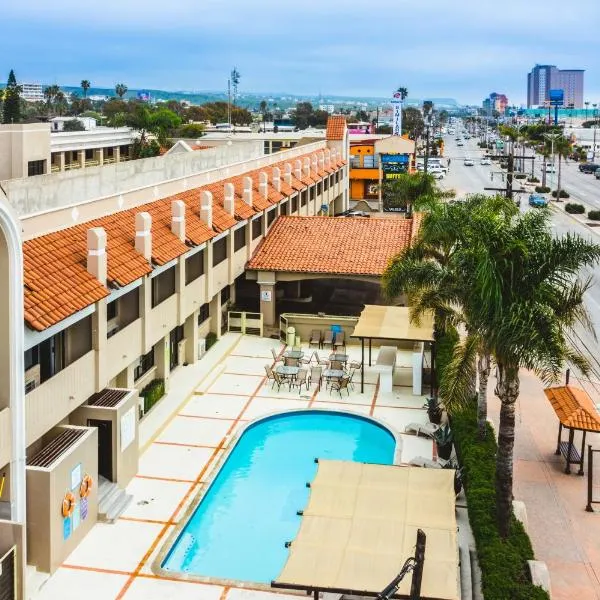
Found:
[107,300,118,321]
[252,216,263,240]
[212,237,228,266]
[323,177,329,191]
[85,149,93,160]
[67,315,93,364]
[317,182,323,196]
[198,303,210,324]
[280,201,289,216]
[27,160,45,176]
[24,347,39,371]
[234,227,246,252]
[291,196,298,213]
[221,285,231,305]
[267,209,276,227]
[134,348,155,381]
[301,190,308,207]
[106,147,114,158]
[185,250,205,284]
[151,267,176,307]
[72,151,78,162]
[330,174,335,187]
[310,186,316,201]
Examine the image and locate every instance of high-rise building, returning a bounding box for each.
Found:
[527,64,584,108]
[20,82,44,102]
[482,92,508,116]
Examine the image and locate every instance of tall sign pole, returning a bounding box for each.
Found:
[391,91,403,136]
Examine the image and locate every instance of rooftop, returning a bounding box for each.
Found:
[543,385,600,432]
[247,215,419,277]
[326,116,347,141]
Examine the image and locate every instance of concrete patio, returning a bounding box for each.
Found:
[34,333,434,600]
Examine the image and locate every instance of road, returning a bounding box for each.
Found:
[439,131,600,399]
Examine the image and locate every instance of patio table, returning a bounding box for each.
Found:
[276,365,300,378]
[323,369,344,387]
[329,353,349,363]
[283,350,304,359]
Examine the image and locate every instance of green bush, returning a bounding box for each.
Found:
[205,331,218,350]
[140,378,165,415]
[514,173,527,179]
[534,185,550,194]
[527,176,540,183]
[452,404,549,600]
[435,326,459,390]
[588,210,600,221]
[177,123,206,138]
[551,189,570,198]
[565,203,585,214]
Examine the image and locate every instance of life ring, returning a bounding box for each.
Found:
[62,492,76,518]
[79,475,93,498]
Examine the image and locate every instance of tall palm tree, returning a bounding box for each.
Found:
[554,136,572,200]
[81,80,91,99]
[115,83,128,99]
[43,84,61,115]
[463,209,600,536]
[396,87,408,102]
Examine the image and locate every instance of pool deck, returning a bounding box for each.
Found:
[35,333,434,600]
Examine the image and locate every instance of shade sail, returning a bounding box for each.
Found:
[544,386,600,432]
[352,305,435,342]
[273,460,459,600]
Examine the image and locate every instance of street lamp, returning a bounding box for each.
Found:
[592,103,598,161]
[543,132,561,193]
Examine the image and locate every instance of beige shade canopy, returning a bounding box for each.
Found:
[352,305,435,342]
[273,461,459,600]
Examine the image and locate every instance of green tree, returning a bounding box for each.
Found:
[115,83,128,99]
[382,172,453,212]
[292,102,314,130]
[81,79,91,98]
[402,107,424,139]
[554,136,572,199]
[177,123,205,138]
[125,104,181,151]
[396,86,408,101]
[63,119,86,132]
[355,109,369,122]
[462,209,600,536]
[2,69,22,124]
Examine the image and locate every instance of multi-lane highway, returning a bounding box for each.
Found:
[439,130,600,399]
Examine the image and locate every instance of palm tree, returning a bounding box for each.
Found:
[554,136,572,200]
[81,80,91,99]
[462,209,600,536]
[396,87,408,102]
[43,84,61,115]
[115,83,128,99]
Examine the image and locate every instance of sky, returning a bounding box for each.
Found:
[2,0,600,105]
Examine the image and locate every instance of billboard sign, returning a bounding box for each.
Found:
[382,154,409,179]
[137,90,150,102]
[391,91,403,136]
[549,89,564,106]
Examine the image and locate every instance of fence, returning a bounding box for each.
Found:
[227,311,263,336]
[586,445,600,512]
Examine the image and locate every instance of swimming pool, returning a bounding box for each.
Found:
[161,410,396,584]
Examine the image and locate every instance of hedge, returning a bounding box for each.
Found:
[514,173,526,179]
[140,378,165,415]
[527,177,540,183]
[535,186,551,194]
[435,326,459,390]
[452,404,549,600]
[206,331,218,350]
[551,189,570,198]
[588,210,600,221]
[565,203,585,214]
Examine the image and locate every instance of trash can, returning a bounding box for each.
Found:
[286,326,296,347]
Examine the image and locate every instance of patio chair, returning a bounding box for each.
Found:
[348,360,362,371]
[322,330,334,350]
[330,375,350,398]
[271,371,287,392]
[309,329,322,348]
[264,364,276,384]
[329,360,343,371]
[289,369,309,394]
[271,348,283,365]
[309,366,323,390]
[333,331,345,350]
[346,369,356,391]
[315,353,328,366]
[404,422,440,439]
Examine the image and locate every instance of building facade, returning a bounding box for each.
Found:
[0,118,349,597]
[482,92,508,116]
[19,83,44,103]
[527,64,584,108]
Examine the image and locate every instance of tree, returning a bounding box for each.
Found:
[396,87,408,102]
[54,92,68,116]
[125,104,181,151]
[554,136,572,200]
[43,84,61,116]
[2,69,22,124]
[230,67,241,104]
[423,100,434,118]
[178,123,205,138]
[292,102,314,130]
[355,109,369,122]
[81,80,91,98]
[103,98,129,122]
[185,105,210,122]
[63,119,86,132]
[115,83,128,99]
[402,107,424,139]
[381,171,454,213]
[462,209,600,536]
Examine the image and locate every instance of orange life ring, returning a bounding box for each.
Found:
[79,475,93,498]
[62,492,76,518]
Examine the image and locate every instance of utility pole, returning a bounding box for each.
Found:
[593,104,598,161]
[543,132,561,193]
[227,79,232,131]
[423,115,432,174]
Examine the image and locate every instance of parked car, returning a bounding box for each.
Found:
[337,210,371,217]
[528,194,548,208]
[457,140,464,146]
[480,157,491,165]
[463,158,475,166]
[544,163,556,174]
[431,171,445,180]
[595,170,600,180]
[579,163,600,174]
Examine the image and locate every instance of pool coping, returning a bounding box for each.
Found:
[151,407,403,591]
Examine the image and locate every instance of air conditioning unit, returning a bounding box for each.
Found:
[24,364,40,393]
[198,338,206,359]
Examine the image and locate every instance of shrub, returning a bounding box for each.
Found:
[565,203,585,214]
[527,176,540,183]
[551,189,570,198]
[435,326,459,391]
[588,210,600,221]
[535,185,550,193]
[205,331,218,350]
[452,404,550,600]
[514,173,526,179]
[140,378,165,415]
[177,123,206,138]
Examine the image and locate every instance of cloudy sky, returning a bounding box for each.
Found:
[2,0,599,104]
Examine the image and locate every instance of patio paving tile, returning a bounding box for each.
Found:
[312,402,371,415]
[36,567,128,600]
[63,520,163,572]
[207,373,264,395]
[224,355,270,375]
[124,576,224,600]
[184,394,249,419]
[138,443,216,482]
[232,336,282,358]
[157,415,234,447]
[227,588,303,600]
[243,396,310,420]
[121,477,191,523]
[372,406,429,433]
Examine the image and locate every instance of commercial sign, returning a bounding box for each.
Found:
[381,154,409,179]
[549,89,564,106]
[391,91,403,136]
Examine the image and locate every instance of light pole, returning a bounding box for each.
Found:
[593,103,598,161]
[543,132,561,194]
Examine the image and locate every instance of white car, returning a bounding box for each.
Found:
[544,163,556,173]
[457,140,464,146]
[431,171,445,179]
[480,157,491,165]
[464,158,475,166]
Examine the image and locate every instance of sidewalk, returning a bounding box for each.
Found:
[487,369,600,600]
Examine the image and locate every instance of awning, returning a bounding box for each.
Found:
[352,305,435,342]
[272,460,459,600]
[544,386,600,432]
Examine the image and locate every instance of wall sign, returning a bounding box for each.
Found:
[261,290,272,302]
[63,517,72,541]
[121,406,136,451]
[70,464,82,491]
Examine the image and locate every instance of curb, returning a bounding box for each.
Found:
[549,203,600,238]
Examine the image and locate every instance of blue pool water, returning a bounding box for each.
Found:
[162,410,395,583]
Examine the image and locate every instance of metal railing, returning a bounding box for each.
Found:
[586,445,600,511]
[227,311,263,336]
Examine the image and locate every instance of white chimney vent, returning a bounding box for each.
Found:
[135,212,152,262]
[87,227,107,285]
[224,182,235,216]
[171,199,186,242]
[243,176,253,206]
[200,191,213,229]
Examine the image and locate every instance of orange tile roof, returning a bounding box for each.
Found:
[326,116,347,141]
[24,148,342,331]
[544,386,600,432]
[247,215,418,276]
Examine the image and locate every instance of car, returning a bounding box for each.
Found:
[457,140,464,146]
[595,170,600,180]
[463,158,475,166]
[337,210,371,218]
[579,163,600,174]
[480,157,491,165]
[431,171,445,179]
[544,163,556,174]
[528,194,548,208]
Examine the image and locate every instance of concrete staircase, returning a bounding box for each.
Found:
[97,476,133,523]
[26,565,49,600]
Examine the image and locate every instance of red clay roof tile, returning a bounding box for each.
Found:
[326,116,347,141]
[544,386,600,432]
